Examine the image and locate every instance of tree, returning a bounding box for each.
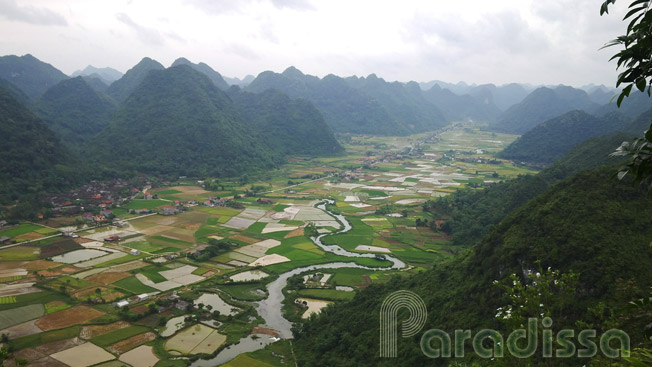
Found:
[602,0,652,194]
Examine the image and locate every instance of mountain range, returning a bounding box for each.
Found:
[0,52,648,202]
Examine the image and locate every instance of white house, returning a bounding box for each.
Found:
[130,249,141,256]
[116,300,129,308]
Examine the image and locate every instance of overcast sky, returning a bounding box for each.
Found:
[0,0,631,87]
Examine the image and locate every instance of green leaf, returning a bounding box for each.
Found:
[637,77,647,91]
[624,5,647,20]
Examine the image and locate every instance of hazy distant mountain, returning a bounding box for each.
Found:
[344,75,448,133]
[593,90,652,119]
[498,110,628,165]
[171,57,229,91]
[106,57,165,103]
[247,67,447,135]
[468,83,530,111]
[419,80,473,95]
[583,85,617,105]
[0,85,75,203]
[228,87,343,155]
[35,77,117,145]
[0,54,68,98]
[624,107,652,135]
[422,84,501,122]
[90,65,280,177]
[71,65,123,84]
[491,85,600,134]
[81,76,109,93]
[223,75,255,87]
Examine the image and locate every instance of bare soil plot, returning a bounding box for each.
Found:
[86,272,130,285]
[0,268,27,277]
[80,321,130,339]
[38,239,82,258]
[285,228,304,238]
[119,345,159,367]
[34,337,85,355]
[0,282,42,297]
[166,185,210,197]
[23,356,69,367]
[12,347,47,363]
[297,298,333,319]
[107,331,156,354]
[0,319,42,339]
[0,261,26,271]
[147,216,179,226]
[230,234,259,244]
[159,228,195,243]
[73,287,124,302]
[179,222,202,231]
[51,342,115,367]
[0,304,44,329]
[36,306,104,331]
[16,232,45,241]
[24,260,63,271]
[37,265,81,277]
[108,260,148,273]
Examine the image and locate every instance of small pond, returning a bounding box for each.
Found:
[160,315,186,337]
[229,270,268,282]
[51,249,109,264]
[194,293,240,316]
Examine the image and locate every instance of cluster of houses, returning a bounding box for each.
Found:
[203,197,226,207]
[114,292,192,313]
[115,293,151,309]
[44,179,140,217]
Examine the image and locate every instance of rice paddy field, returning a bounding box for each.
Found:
[0,124,537,367]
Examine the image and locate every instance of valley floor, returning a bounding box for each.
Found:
[0,123,536,367]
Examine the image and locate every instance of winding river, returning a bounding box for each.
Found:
[191,200,405,366]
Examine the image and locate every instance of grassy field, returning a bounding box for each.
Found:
[0,290,70,312]
[0,245,39,260]
[113,276,157,294]
[47,275,96,290]
[0,304,44,329]
[296,289,355,301]
[0,223,46,238]
[91,325,150,346]
[219,283,267,301]
[140,265,169,283]
[122,200,171,210]
[11,325,80,351]
[123,241,163,253]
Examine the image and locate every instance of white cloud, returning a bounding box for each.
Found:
[0,0,67,26]
[0,0,633,86]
